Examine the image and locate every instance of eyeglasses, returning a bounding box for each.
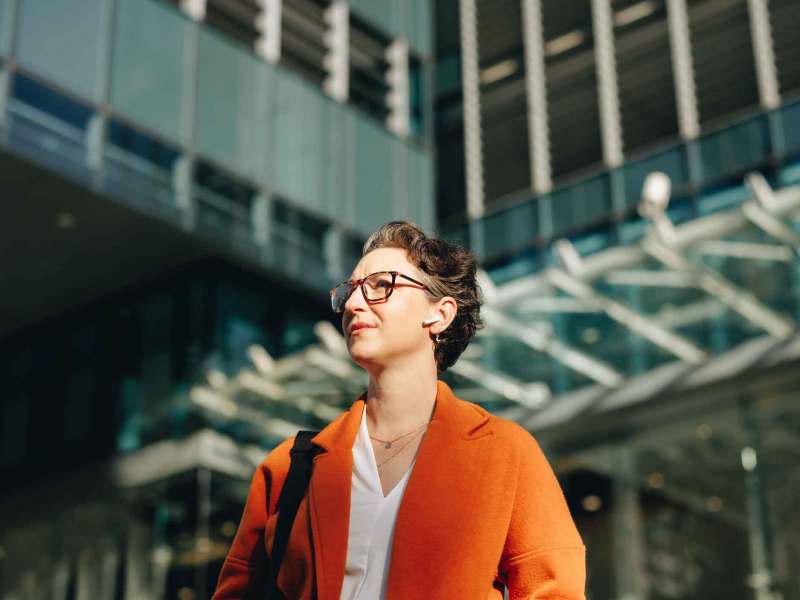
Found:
[330,271,430,314]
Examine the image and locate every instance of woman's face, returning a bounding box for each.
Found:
[341,247,445,372]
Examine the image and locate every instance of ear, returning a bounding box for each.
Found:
[428,296,457,334]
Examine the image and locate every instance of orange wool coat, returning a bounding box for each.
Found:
[213,380,586,599]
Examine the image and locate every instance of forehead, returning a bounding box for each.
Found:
[350,247,420,279]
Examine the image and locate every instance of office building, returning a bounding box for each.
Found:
[0,0,432,597]
[433,0,800,598]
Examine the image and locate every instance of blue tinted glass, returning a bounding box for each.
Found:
[111,0,188,143]
[409,57,425,138]
[16,0,104,101]
[782,98,800,154]
[107,119,180,170]
[12,73,93,129]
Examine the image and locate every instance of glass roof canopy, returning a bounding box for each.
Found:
[189,174,800,441]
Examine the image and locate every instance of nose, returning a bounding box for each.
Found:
[344,281,369,314]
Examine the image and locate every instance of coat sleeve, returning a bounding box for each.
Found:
[212,438,294,600]
[498,425,586,600]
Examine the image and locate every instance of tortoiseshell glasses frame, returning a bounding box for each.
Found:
[330,270,431,314]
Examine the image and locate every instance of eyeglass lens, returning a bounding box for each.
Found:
[331,272,395,313]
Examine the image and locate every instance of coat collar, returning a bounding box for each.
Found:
[306,380,491,600]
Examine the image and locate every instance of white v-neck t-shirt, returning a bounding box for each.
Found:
[339,405,417,600]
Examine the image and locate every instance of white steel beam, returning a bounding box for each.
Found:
[459,0,485,219]
[591,0,624,166]
[521,0,552,192]
[746,0,780,110]
[547,267,708,364]
[666,0,699,139]
[450,358,551,409]
[483,306,624,387]
[641,237,795,338]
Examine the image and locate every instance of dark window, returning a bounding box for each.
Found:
[349,13,392,123]
[11,72,93,130]
[281,0,329,86]
[205,0,262,47]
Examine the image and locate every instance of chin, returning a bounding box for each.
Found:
[347,344,385,372]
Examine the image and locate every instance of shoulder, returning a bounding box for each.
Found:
[452,394,546,455]
[485,412,551,465]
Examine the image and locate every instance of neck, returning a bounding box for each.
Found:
[364,355,438,439]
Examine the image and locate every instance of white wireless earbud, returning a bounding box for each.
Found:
[422,315,441,326]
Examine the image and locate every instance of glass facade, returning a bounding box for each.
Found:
[1,0,435,296]
[0,260,331,487]
[550,375,800,600]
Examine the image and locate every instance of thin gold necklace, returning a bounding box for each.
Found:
[376,428,426,470]
[369,422,429,449]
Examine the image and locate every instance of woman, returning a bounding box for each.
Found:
[213,221,585,599]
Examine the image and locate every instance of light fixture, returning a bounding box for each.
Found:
[221,521,237,537]
[741,446,758,471]
[613,1,657,27]
[56,211,76,229]
[582,495,603,512]
[545,31,585,57]
[581,327,600,344]
[479,59,518,85]
[695,424,713,439]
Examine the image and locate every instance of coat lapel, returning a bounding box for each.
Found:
[309,395,364,600]
[308,381,492,600]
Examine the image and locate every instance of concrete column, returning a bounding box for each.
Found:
[591,0,624,168]
[323,0,349,103]
[256,0,281,64]
[194,467,212,600]
[251,193,272,246]
[739,402,777,600]
[612,446,650,600]
[459,0,485,220]
[174,9,201,231]
[521,0,552,194]
[324,226,345,280]
[52,559,71,600]
[173,155,196,230]
[386,38,410,138]
[0,0,20,133]
[180,0,206,21]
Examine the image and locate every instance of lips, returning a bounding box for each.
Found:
[349,322,376,335]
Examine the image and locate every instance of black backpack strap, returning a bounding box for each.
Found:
[265,431,322,600]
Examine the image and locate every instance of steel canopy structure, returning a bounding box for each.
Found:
[188,173,800,441]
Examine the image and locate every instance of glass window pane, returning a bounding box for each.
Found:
[15,0,105,101]
[323,102,350,220]
[196,28,266,182]
[0,0,9,56]
[353,113,393,232]
[409,0,431,56]
[111,0,188,144]
[689,0,759,126]
[349,0,398,41]
[410,144,434,230]
[271,69,325,213]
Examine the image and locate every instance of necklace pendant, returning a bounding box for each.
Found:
[384,442,392,449]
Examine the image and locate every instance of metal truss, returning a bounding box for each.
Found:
[188,177,800,435]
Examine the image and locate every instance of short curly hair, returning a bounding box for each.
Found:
[362,221,483,372]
